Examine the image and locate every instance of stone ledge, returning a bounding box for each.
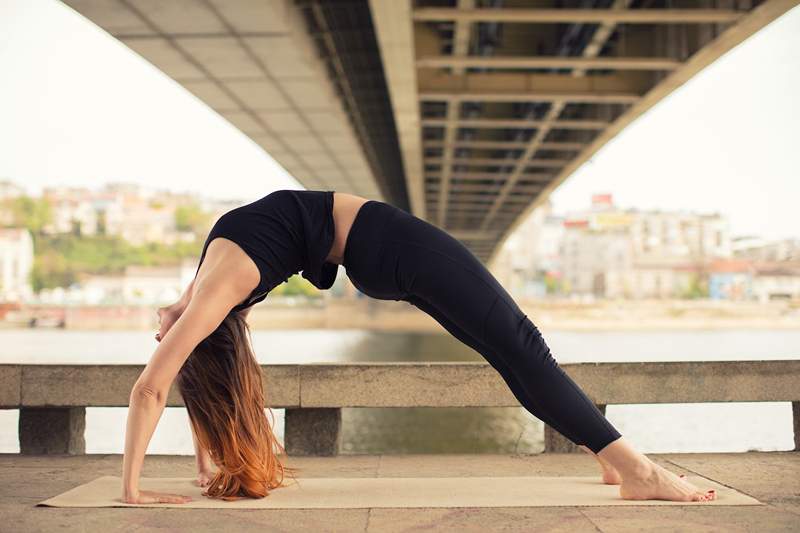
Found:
[1,361,798,408]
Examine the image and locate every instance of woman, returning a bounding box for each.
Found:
[121,189,716,504]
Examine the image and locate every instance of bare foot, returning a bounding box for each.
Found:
[619,459,716,502]
[601,464,623,485]
[580,445,622,485]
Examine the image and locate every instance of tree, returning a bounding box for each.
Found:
[174,203,211,234]
[680,272,709,299]
[29,233,204,291]
[2,195,52,234]
[271,274,322,298]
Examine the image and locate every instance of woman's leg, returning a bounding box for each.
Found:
[389,241,621,453]
[405,293,622,483]
[382,210,714,501]
[403,293,585,446]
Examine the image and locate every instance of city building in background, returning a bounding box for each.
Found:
[733,236,800,262]
[491,199,564,298]
[0,227,34,303]
[40,182,232,245]
[493,193,800,302]
[2,178,799,307]
[0,179,244,306]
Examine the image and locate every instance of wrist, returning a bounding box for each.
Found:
[171,299,188,315]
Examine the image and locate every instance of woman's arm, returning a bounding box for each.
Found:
[121,281,245,503]
[178,276,196,308]
[190,418,216,487]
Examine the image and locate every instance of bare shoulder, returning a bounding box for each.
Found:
[333,191,369,203]
[193,237,260,306]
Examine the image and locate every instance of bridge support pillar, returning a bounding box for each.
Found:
[284,408,341,456]
[544,404,607,453]
[793,401,799,451]
[19,407,85,455]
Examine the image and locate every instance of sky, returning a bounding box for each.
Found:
[0,1,798,239]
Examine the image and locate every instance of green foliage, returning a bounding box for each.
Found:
[29,233,203,291]
[543,272,563,294]
[31,250,75,292]
[271,274,322,298]
[679,273,709,299]
[2,195,52,233]
[3,193,325,297]
[174,203,211,233]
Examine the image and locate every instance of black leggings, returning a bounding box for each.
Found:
[342,200,622,454]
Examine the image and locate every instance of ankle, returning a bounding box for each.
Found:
[620,456,654,482]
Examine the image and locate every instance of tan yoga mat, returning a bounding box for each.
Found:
[37,475,761,508]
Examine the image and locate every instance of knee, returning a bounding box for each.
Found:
[486,313,558,369]
[518,317,559,367]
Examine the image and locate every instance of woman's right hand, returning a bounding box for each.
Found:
[120,490,192,504]
[194,469,217,488]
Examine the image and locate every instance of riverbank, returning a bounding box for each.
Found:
[245,297,800,332]
[4,298,799,331]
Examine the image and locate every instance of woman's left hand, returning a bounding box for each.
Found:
[194,469,217,488]
[120,489,192,504]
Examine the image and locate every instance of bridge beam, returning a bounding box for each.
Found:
[369,0,426,217]
[485,0,800,266]
[426,140,585,151]
[418,70,651,96]
[412,8,744,24]
[420,90,640,104]
[417,56,680,71]
[436,0,475,227]
[479,0,632,233]
[422,118,610,130]
[425,159,570,168]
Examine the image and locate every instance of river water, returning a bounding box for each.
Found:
[1,328,797,454]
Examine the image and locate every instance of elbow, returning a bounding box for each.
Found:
[130,383,165,405]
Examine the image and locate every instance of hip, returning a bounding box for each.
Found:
[342,200,489,300]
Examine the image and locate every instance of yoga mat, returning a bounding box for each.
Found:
[37,475,761,508]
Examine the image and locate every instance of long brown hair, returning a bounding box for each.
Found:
[176,310,299,500]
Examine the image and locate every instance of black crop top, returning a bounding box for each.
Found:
[194,189,339,312]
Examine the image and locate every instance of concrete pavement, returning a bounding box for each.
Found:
[1,452,798,532]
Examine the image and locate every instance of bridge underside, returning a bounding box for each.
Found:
[64,0,797,264]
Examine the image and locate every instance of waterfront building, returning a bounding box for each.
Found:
[707,259,755,300]
[492,200,565,297]
[560,194,732,299]
[751,262,800,302]
[0,228,34,303]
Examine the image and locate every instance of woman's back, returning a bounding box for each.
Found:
[195,189,338,311]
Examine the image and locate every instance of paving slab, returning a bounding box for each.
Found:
[0,452,797,532]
